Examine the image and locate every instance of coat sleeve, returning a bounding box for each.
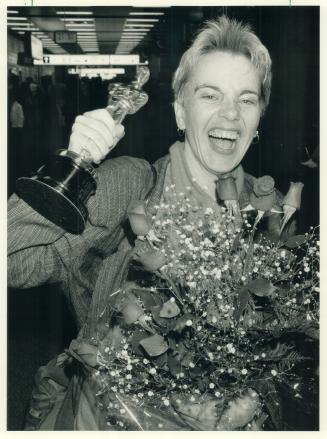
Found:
[8,156,154,289]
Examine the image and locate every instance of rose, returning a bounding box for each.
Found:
[280,182,304,233]
[283,182,304,209]
[253,175,275,196]
[68,339,98,368]
[250,175,276,212]
[217,174,238,201]
[133,248,166,272]
[127,200,152,236]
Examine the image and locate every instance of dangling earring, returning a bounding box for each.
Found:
[177,128,185,138]
[252,130,260,144]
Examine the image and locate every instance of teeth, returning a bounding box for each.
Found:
[208,129,239,140]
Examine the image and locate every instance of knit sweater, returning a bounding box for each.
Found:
[8,151,278,335]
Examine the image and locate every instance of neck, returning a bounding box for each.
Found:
[183,142,219,200]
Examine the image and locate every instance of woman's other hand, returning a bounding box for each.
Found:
[68,109,125,164]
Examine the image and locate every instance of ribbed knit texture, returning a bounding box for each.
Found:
[8,155,169,331]
[8,151,282,335]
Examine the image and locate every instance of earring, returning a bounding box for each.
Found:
[177,128,185,138]
[252,130,260,144]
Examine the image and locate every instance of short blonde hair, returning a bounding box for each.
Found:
[172,15,272,114]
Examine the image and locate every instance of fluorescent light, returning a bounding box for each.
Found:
[7,10,19,14]
[60,18,94,22]
[129,12,164,16]
[56,11,93,15]
[122,31,147,36]
[126,18,159,22]
[18,31,25,34]
[65,23,94,27]
[7,17,28,20]
[125,24,154,28]
[11,27,39,31]
[8,24,38,28]
[7,23,33,26]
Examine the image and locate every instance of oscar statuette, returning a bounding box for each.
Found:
[16,66,150,234]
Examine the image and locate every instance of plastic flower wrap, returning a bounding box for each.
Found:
[70,187,319,431]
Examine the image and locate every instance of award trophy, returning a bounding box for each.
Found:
[16,66,150,234]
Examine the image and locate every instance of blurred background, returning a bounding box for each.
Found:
[7,5,319,430]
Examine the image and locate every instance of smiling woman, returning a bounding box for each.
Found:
[174,51,262,197]
[8,11,319,431]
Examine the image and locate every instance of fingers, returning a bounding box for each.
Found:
[70,121,110,164]
[68,109,125,164]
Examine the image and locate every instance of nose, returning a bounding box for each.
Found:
[218,99,240,121]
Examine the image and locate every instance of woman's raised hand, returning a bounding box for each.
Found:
[68,109,125,164]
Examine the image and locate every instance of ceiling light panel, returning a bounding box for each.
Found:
[125,24,154,27]
[129,12,164,16]
[126,18,159,22]
[7,17,28,20]
[7,10,19,14]
[56,11,93,15]
[60,18,94,21]
[10,27,39,31]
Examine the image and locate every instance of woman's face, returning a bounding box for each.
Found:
[175,51,262,175]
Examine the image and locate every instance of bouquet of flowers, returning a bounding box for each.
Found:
[69,178,319,431]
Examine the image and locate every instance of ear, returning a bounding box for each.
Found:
[174,101,186,130]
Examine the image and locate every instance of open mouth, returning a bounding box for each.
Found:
[208,129,239,153]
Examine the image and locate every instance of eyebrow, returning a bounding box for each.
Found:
[194,84,259,96]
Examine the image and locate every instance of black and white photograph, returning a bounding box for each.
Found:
[6,0,320,431]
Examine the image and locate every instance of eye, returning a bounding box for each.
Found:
[239,97,258,106]
[201,94,220,102]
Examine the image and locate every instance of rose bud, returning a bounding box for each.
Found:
[280,182,304,233]
[253,175,275,196]
[133,248,166,272]
[71,340,98,367]
[282,181,304,210]
[250,175,276,212]
[127,200,152,236]
[121,294,144,324]
[217,174,238,201]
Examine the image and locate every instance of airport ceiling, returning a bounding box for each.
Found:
[7,6,172,56]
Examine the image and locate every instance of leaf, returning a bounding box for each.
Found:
[152,352,168,368]
[283,234,306,248]
[206,303,220,327]
[132,288,162,310]
[247,278,277,297]
[248,379,282,430]
[151,305,176,330]
[233,287,250,321]
[167,354,184,376]
[159,299,181,318]
[180,351,194,368]
[189,366,204,378]
[299,325,319,340]
[139,334,169,357]
[173,314,193,333]
[130,329,149,355]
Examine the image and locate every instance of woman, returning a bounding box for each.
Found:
[9,16,281,430]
